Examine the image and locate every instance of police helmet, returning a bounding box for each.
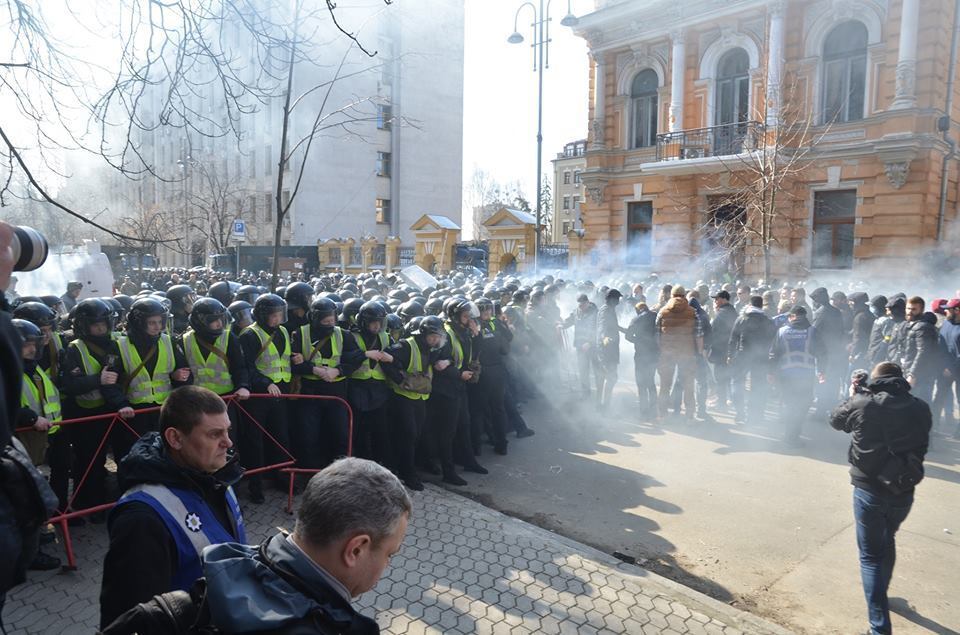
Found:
[424,298,445,316]
[228,300,254,327]
[284,282,314,312]
[189,297,229,337]
[253,294,287,327]
[12,319,43,358]
[398,300,424,322]
[13,302,57,329]
[73,298,115,339]
[357,300,388,332]
[207,281,234,306]
[127,298,168,335]
[166,285,197,315]
[308,297,338,332]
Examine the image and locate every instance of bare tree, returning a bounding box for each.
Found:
[183,157,251,257]
[0,0,389,248]
[117,204,168,273]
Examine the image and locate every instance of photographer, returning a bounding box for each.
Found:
[829,362,931,635]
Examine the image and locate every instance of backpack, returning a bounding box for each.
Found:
[98,579,216,635]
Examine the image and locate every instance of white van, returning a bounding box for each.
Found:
[12,240,115,299]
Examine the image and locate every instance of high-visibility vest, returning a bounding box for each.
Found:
[71,339,105,408]
[298,325,345,382]
[117,483,245,592]
[118,334,175,405]
[20,367,61,435]
[245,323,291,384]
[351,331,389,381]
[391,337,432,401]
[44,331,63,379]
[444,323,466,369]
[183,330,234,395]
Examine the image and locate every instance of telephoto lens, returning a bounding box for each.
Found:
[11,225,49,271]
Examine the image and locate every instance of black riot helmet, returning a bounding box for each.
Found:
[386,313,403,335]
[228,300,254,328]
[166,285,197,316]
[12,319,44,359]
[253,294,287,327]
[446,298,478,323]
[189,297,229,337]
[13,302,57,329]
[284,282,314,312]
[417,316,446,348]
[127,298,168,336]
[424,297,445,316]
[235,284,261,305]
[207,281,234,306]
[398,300,424,322]
[308,297,338,332]
[112,294,134,318]
[404,316,424,338]
[388,289,409,302]
[475,297,494,315]
[73,298,115,339]
[39,295,66,316]
[340,297,364,324]
[357,300,388,333]
[101,297,124,325]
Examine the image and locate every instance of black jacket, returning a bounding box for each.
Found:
[849,305,875,363]
[901,313,943,382]
[867,314,901,367]
[59,335,128,412]
[811,302,845,366]
[99,433,244,629]
[624,309,658,360]
[431,322,477,399]
[562,303,598,347]
[1,292,20,447]
[475,318,512,368]
[708,303,737,363]
[829,375,931,495]
[728,308,777,365]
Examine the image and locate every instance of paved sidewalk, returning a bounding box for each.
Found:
[4,484,791,634]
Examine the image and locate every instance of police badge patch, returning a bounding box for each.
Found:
[185,512,203,533]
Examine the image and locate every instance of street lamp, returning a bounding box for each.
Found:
[507,0,578,272]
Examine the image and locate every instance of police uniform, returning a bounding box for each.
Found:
[383,336,433,489]
[290,324,362,468]
[16,364,62,466]
[348,329,394,466]
[469,317,512,455]
[238,323,292,495]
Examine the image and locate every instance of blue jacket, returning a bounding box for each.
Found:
[939,318,960,373]
[202,532,380,634]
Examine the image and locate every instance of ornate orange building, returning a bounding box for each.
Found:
[572,0,959,278]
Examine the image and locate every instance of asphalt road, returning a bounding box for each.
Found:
[443,369,960,635]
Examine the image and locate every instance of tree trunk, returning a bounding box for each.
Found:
[272,14,299,289]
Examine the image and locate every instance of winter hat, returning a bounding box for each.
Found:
[810,287,830,305]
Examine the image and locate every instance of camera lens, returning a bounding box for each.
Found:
[12,225,49,272]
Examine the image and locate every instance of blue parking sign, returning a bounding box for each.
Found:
[233,220,246,236]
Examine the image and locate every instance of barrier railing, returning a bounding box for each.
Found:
[15,392,353,570]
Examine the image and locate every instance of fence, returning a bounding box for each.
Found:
[538,243,569,269]
[15,393,353,569]
[371,244,386,267]
[656,121,764,162]
[328,247,342,265]
[398,246,416,267]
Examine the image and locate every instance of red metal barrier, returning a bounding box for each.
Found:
[15,392,353,570]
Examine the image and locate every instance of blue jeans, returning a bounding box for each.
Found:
[853,487,914,635]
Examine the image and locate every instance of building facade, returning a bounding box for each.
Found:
[124,0,464,268]
[551,139,587,242]
[572,0,959,279]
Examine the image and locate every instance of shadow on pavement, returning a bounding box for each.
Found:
[890,597,960,635]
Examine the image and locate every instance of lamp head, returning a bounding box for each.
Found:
[560,12,579,27]
[507,31,524,44]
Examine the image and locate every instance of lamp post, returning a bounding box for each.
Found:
[176,154,193,269]
[507,0,578,273]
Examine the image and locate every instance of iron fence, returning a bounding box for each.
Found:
[656,121,764,162]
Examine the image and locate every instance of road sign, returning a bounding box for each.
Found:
[231,219,246,242]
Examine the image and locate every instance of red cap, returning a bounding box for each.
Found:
[947,298,960,309]
[933,298,947,314]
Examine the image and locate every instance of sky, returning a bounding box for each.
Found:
[462,0,591,220]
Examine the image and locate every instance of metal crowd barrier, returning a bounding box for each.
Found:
[14,393,353,570]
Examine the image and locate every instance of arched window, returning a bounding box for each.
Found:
[630,69,659,148]
[715,48,750,127]
[822,21,868,123]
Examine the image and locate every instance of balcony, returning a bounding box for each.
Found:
[655,121,764,162]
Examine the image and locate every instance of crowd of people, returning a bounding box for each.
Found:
[4,260,948,634]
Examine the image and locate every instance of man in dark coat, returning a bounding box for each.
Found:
[596,289,624,409]
[728,296,777,424]
[560,293,599,395]
[810,287,846,415]
[848,292,875,369]
[829,362,930,635]
[868,296,902,367]
[900,297,942,404]
[624,302,658,418]
[708,290,738,409]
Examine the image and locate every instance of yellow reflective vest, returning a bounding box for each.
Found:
[390,337,432,401]
[351,331,389,381]
[118,333,175,405]
[298,325,345,382]
[183,330,234,395]
[20,367,61,435]
[71,339,105,408]
[245,324,292,384]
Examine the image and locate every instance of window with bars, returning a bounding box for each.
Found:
[812,190,856,269]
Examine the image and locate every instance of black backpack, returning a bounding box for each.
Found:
[98,579,217,635]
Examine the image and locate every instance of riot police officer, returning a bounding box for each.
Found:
[383,315,444,491]
[182,297,251,402]
[165,285,196,336]
[290,297,362,469]
[238,294,292,502]
[115,298,192,459]
[348,301,394,466]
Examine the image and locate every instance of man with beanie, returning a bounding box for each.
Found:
[848,292,875,370]
[829,362,930,635]
[625,302,658,419]
[728,295,777,425]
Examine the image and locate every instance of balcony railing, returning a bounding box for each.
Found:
[656,121,764,162]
